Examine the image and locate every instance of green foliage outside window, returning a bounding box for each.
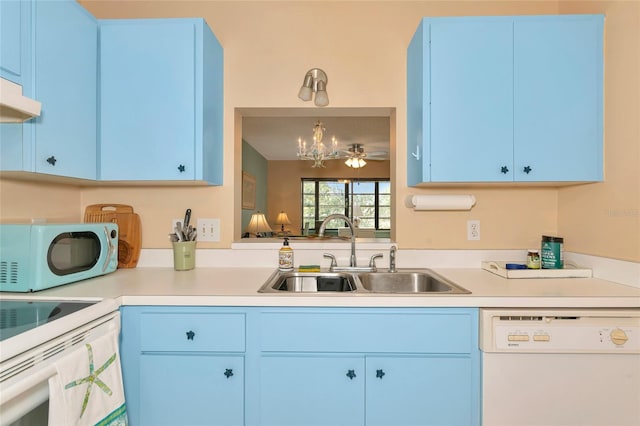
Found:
[301,179,391,232]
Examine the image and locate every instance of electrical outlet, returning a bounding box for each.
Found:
[467,220,480,241]
[197,218,220,242]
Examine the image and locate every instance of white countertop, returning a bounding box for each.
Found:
[3,267,639,309]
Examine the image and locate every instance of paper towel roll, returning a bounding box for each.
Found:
[406,195,476,211]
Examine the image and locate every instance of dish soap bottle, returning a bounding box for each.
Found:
[279,237,294,271]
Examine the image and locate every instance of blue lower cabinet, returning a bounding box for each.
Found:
[120,307,246,426]
[259,355,365,426]
[366,356,475,426]
[139,354,244,426]
[121,307,480,426]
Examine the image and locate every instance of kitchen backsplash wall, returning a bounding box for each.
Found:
[0,179,81,224]
[1,1,637,263]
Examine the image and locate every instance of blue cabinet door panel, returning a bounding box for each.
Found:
[430,17,514,182]
[0,0,26,82]
[259,355,365,426]
[139,311,245,352]
[514,15,604,181]
[100,20,196,180]
[139,354,244,426]
[366,356,476,426]
[260,310,473,353]
[32,0,97,179]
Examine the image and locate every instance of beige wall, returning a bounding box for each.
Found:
[267,160,390,233]
[0,179,81,223]
[2,1,637,261]
[556,0,640,262]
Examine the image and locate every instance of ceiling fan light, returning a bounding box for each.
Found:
[345,158,353,167]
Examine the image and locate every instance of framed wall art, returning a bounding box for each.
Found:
[242,171,256,209]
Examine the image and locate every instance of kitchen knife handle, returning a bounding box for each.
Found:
[184,208,192,229]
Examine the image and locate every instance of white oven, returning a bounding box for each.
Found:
[480,308,640,426]
[0,297,120,425]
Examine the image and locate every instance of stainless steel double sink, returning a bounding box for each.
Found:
[258,269,470,294]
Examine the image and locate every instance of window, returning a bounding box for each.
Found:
[302,179,391,231]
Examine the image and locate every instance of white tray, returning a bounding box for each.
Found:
[482,260,592,279]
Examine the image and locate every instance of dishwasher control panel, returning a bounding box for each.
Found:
[480,308,640,353]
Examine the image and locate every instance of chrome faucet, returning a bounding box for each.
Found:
[389,245,397,273]
[318,214,357,267]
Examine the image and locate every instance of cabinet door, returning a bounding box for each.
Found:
[366,356,475,426]
[139,354,244,426]
[100,20,196,181]
[32,0,97,179]
[259,355,365,426]
[429,17,513,183]
[0,0,28,84]
[514,15,603,182]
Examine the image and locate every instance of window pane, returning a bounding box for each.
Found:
[301,178,390,232]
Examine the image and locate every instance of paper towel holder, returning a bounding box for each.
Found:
[405,194,477,211]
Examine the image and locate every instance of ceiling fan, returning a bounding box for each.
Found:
[340,143,388,168]
[341,143,388,160]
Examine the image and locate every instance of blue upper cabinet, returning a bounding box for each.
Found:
[99,19,223,185]
[0,0,97,180]
[31,0,97,179]
[407,14,604,185]
[514,15,604,182]
[0,0,31,86]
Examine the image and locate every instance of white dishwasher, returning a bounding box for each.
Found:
[480,308,640,426]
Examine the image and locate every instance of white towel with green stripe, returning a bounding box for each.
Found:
[48,330,128,426]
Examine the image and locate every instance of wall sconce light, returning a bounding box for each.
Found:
[245,211,273,237]
[297,68,329,107]
[275,211,292,234]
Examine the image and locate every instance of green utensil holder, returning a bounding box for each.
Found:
[173,241,196,271]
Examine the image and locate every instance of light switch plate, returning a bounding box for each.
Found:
[197,218,220,242]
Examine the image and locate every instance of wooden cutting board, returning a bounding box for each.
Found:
[84,204,142,268]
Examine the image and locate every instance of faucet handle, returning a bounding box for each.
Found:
[323,253,337,268]
[369,253,384,270]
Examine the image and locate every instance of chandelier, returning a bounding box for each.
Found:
[297,121,339,168]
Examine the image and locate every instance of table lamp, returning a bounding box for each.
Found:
[245,212,273,237]
[275,211,291,234]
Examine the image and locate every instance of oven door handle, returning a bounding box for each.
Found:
[103,225,117,272]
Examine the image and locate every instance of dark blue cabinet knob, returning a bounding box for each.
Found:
[346,369,356,380]
[376,369,385,379]
[46,156,57,166]
[178,164,186,173]
[500,166,509,174]
[186,330,195,340]
[523,166,532,174]
[224,369,234,379]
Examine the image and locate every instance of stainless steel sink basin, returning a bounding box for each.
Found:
[258,269,470,294]
[357,270,471,294]
[258,271,358,293]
